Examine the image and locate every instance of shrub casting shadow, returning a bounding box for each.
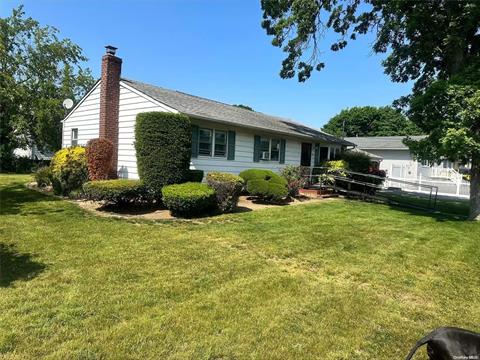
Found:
[0,183,59,216]
[344,195,467,222]
[0,244,45,287]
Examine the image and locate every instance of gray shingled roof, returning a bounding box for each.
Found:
[345,136,426,150]
[122,78,352,146]
[351,147,383,160]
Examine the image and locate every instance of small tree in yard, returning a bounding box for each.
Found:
[0,7,94,171]
[261,0,480,219]
[405,76,480,220]
[86,138,114,180]
[134,112,191,196]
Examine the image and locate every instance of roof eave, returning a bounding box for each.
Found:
[187,114,347,145]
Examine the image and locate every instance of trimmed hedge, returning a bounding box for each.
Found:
[162,182,216,218]
[239,169,288,201]
[83,180,153,206]
[206,172,244,213]
[186,169,204,182]
[135,112,192,196]
[86,138,114,180]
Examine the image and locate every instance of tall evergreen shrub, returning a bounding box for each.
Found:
[135,112,191,195]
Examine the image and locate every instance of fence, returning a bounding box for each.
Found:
[305,167,440,211]
[387,176,469,198]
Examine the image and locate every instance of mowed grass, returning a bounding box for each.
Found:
[0,174,479,360]
[377,189,470,217]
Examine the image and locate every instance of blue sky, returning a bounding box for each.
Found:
[2,0,412,128]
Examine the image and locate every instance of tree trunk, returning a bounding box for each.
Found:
[469,156,480,220]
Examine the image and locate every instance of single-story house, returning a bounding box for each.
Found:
[62,46,352,179]
[345,136,460,180]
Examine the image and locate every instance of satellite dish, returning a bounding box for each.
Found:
[62,98,74,110]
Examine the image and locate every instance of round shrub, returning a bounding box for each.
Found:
[135,112,192,196]
[162,182,216,218]
[239,169,288,201]
[51,146,86,174]
[34,166,52,187]
[206,172,244,213]
[50,147,88,196]
[83,179,153,206]
[86,138,114,180]
[186,169,204,182]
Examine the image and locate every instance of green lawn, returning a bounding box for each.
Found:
[1,174,479,359]
[377,189,470,217]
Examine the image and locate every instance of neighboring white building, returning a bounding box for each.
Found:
[345,136,427,179]
[346,136,470,197]
[13,144,53,161]
[62,46,351,179]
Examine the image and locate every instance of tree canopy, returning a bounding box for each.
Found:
[233,104,254,111]
[261,0,480,219]
[322,106,420,137]
[0,6,94,170]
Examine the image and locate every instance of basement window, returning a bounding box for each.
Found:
[71,128,78,146]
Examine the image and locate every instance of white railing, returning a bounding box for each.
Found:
[430,167,462,181]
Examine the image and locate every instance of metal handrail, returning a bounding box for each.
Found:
[303,166,439,210]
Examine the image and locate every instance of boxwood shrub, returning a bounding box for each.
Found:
[83,179,153,206]
[161,182,216,218]
[239,169,288,201]
[135,112,192,196]
[206,172,244,213]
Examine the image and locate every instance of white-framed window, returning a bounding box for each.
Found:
[198,128,228,157]
[259,137,280,161]
[71,128,78,146]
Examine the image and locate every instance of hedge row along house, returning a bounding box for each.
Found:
[62,46,352,179]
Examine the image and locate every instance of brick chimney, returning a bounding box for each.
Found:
[99,45,122,177]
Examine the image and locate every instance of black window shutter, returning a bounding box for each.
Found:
[279,139,286,164]
[253,135,261,162]
[191,125,199,158]
[314,143,320,166]
[227,131,236,160]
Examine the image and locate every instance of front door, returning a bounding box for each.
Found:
[301,143,312,166]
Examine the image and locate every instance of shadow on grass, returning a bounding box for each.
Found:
[0,183,60,216]
[344,195,468,222]
[385,202,468,222]
[0,244,45,287]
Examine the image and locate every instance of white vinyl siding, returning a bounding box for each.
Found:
[190,119,304,175]
[62,83,101,147]
[62,80,343,179]
[116,84,175,179]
